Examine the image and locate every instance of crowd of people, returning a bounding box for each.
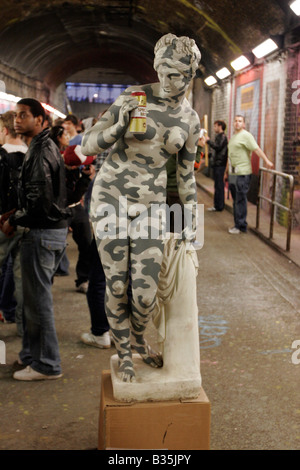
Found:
[0,102,109,379]
[0,92,273,382]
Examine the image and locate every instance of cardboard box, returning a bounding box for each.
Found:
[99,370,210,450]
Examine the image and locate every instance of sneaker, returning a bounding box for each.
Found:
[228,227,241,234]
[76,282,88,294]
[207,207,217,212]
[13,366,63,381]
[81,331,111,349]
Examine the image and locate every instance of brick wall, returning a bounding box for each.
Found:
[282,48,300,188]
[211,82,232,134]
[279,47,300,228]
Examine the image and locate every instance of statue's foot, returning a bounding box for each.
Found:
[133,341,163,368]
[118,359,136,383]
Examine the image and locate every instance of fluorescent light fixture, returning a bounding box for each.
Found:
[0,91,21,102]
[231,55,251,71]
[252,38,278,58]
[216,67,231,79]
[204,75,217,86]
[290,0,300,15]
[41,103,66,119]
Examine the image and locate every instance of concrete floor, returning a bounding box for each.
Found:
[0,184,299,450]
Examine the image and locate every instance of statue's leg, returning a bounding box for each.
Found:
[129,237,164,368]
[96,238,135,382]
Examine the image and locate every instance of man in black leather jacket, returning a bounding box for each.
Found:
[205,120,228,212]
[1,98,69,381]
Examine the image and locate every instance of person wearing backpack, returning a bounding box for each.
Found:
[0,111,27,336]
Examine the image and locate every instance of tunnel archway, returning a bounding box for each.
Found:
[0,0,292,89]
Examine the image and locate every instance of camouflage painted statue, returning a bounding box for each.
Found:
[82,33,201,383]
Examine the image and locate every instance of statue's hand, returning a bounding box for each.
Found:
[181,225,196,242]
[119,96,139,128]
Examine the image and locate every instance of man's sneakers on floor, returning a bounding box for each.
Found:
[207,207,217,212]
[13,365,63,381]
[76,282,88,294]
[228,227,241,234]
[81,331,111,349]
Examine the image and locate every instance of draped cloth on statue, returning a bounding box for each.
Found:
[110,234,202,402]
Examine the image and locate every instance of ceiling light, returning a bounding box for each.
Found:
[0,91,21,102]
[204,76,217,86]
[231,55,251,71]
[252,39,278,58]
[41,103,66,119]
[290,0,300,15]
[216,67,231,79]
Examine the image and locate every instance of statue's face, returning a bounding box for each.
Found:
[156,62,191,98]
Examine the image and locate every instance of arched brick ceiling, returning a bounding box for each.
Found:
[0,0,297,88]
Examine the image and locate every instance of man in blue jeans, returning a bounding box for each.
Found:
[227,115,274,234]
[1,98,69,380]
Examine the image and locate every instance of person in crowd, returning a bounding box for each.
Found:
[1,98,69,381]
[49,126,95,290]
[62,114,82,146]
[62,145,95,293]
[0,254,17,324]
[0,111,28,336]
[49,125,70,152]
[80,236,112,348]
[205,120,228,212]
[53,117,64,127]
[81,33,201,382]
[43,114,53,130]
[48,125,72,277]
[226,115,274,234]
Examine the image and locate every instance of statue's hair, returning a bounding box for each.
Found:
[154,33,201,77]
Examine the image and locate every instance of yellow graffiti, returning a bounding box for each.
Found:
[177,0,241,54]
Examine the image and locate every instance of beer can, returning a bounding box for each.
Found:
[129,91,147,134]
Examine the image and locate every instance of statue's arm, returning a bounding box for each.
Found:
[81,92,139,155]
[176,113,200,240]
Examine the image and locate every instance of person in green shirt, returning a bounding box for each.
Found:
[226,115,273,234]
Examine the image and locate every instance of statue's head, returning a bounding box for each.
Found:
[153,33,201,80]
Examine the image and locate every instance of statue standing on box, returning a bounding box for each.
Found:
[82,34,201,383]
